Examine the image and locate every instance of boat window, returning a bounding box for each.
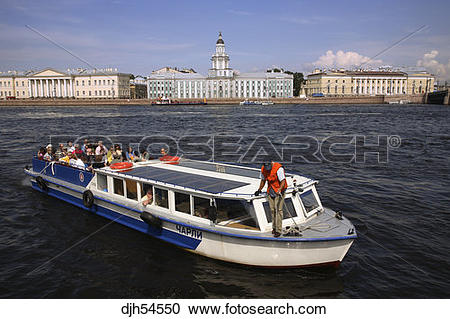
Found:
[216,199,259,230]
[154,187,168,209]
[175,192,190,214]
[113,178,124,196]
[193,196,210,219]
[97,174,107,192]
[300,190,319,214]
[263,197,297,223]
[125,179,138,200]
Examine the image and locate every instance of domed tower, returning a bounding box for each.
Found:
[208,32,233,78]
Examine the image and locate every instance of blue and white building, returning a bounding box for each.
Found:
[147,33,293,99]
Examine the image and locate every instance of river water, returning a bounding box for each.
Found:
[0,104,448,298]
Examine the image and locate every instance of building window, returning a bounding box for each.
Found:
[77,91,79,96]
[76,80,79,86]
[94,80,97,85]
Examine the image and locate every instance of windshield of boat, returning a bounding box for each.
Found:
[262,197,297,223]
[216,198,260,230]
[299,189,320,214]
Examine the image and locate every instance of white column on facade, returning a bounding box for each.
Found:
[39,79,43,97]
[69,79,73,97]
[369,79,372,95]
[33,80,37,97]
[375,79,378,94]
[28,80,32,97]
[395,79,399,94]
[63,79,67,97]
[400,79,403,94]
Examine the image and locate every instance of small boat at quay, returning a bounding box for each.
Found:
[24,157,357,268]
[151,97,207,105]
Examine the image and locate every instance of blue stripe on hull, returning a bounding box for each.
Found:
[31,182,202,250]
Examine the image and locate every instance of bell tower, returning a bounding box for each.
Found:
[209,32,233,78]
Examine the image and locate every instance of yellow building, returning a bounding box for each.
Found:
[304,69,434,96]
[0,68,132,99]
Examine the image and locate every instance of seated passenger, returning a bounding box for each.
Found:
[55,143,65,158]
[110,144,123,164]
[92,155,105,169]
[75,144,84,155]
[69,154,86,170]
[67,141,75,153]
[106,145,114,165]
[126,146,135,162]
[141,189,153,206]
[140,149,150,161]
[59,151,70,164]
[37,147,45,160]
[160,148,168,156]
[81,139,89,153]
[43,144,54,161]
[95,140,108,156]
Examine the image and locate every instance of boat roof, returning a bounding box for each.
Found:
[98,159,313,197]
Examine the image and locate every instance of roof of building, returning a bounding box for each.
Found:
[216,32,224,44]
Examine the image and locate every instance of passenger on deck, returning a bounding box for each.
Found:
[54,143,66,159]
[81,139,89,153]
[69,153,86,170]
[43,144,54,161]
[59,151,70,164]
[67,141,75,153]
[160,148,168,156]
[126,146,136,162]
[95,140,108,157]
[141,189,153,206]
[73,144,83,156]
[92,155,105,169]
[140,149,150,161]
[110,144,123,164]
[106,145,114,165]
[37,147,46,160]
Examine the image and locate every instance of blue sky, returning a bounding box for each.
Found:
[1,0,450,79]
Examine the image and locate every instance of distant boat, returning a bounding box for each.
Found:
[239,99,262,106]
[261,100,274,105]
[151,97,207,105]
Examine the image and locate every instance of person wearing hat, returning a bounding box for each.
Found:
[254,161,287,237]
[43,144,54,161]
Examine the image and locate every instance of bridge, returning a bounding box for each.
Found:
[426,89,450,105]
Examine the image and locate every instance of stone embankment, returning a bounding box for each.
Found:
[0,94,429,106]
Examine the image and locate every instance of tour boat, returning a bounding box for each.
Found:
[24,157,357,268]
[239,99,263,106]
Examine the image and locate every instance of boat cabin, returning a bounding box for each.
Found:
[91,160,323,234]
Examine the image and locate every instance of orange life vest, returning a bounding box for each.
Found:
[261,162,287,193]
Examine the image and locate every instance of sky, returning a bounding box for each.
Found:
[1,0,450,80]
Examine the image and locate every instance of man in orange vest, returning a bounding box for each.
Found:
[254,161,287,237]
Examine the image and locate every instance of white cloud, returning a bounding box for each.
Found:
[311,50,382,69]
[416,50,450,80]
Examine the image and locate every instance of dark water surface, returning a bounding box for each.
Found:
[0,104,449,298]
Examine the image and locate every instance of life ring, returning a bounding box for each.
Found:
[110,162,133,171]
[83,190,94,208]
[159,155,180,165]
[36,176,48,192]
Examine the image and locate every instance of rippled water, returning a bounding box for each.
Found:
[0,104,449,298]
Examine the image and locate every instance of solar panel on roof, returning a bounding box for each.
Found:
[123,166,249,194]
